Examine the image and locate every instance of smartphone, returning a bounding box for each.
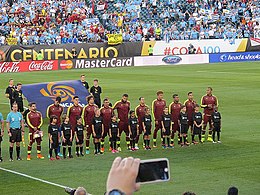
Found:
[136,158,170,184]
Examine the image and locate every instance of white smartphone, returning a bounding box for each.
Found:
[136,158,170,184]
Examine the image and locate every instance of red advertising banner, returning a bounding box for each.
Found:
[0,60,58,73]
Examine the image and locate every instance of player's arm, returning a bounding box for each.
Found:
[170,117,173,131]
[6,117,11,136]
[20,118,25,133]
[48,126,53,143]
[117,127,119,137]
[46,105,51,119]
[168,103,172,114]
[92,124,96,136]
[200,96,207,108]
[38,112,43,129]
[109,127,112,137]
[82,107,86,126]
[66,106,71,118]
[0,115,4,136]
[137,122,139,135]
[101,123,104,136]
[134,106,138,117]
[74,129,78,141]
[215,96,219,107]
[151,100,156,119]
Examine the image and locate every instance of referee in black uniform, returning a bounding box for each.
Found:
[5,79,15,109]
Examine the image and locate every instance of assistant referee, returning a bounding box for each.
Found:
[6,103,24,161]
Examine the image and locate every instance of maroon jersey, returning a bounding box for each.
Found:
[46,104,63,125]
[169,102,182,122]
[135,104,148,124]
[100,106,114,126]
[184,99,196,121]
[113,100,130,123]
[152,99,167,121]
[201,95,218,115]
[67,104,83,127]
[82,104,98,125]
[27,111,43,133]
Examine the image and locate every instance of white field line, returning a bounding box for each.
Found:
[196,71,259,75]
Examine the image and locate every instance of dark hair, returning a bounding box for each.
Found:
[139,97,144,101]
[122,94,128,97]
[103,98,109,102]
[173,94,178,98]
[73,96,79,100]
[87,95,94,102]
[9,78,13,82]
[94,79,98,82]
[12,102,18,107]
[129,110,135,115]
[183,192,196,195]
[181,105,186,109]
[187,91,192,95]
[156,90,163,96]
[227,186,238,195]
[56,96,61,103]
[144,107,150,112]
[50,115,58,123]
[28,102,36,107]
[17,82,22,86]
[163,106,168,110]
[76,116,81,121]
[208,87,213,91]
[80,74,85,77]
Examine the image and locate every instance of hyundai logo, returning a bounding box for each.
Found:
[162,55,182,64]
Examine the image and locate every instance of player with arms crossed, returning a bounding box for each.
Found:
[113,94,131,151]
[26,102,44,160]
[82,95,98,154]
[152,90,167,147]
[200,87,219,142]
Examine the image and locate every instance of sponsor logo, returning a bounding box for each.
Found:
[0,62,20,73]
[210,52,260,63]
[162,55,182,64]
[29,61,55,71]
[60,60,73,70]
[74,57,134,69]
[219,54,227,62]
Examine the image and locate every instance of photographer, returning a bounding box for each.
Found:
[188,44,196,54]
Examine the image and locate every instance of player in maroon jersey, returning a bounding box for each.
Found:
[100,98,114,152]
[183,92,196,142]
[134,97,148,149]
[82,96,98,154]
[46,97,64,156]
[26,102,44,161]
[169,94,182,146]
[67,96,83,139]
[113,94,131,151]
[200,87,219,142]
[152,91,167,147]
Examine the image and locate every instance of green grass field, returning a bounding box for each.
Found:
[0,62,260,195]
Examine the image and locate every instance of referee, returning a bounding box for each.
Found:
[6,103,24,161]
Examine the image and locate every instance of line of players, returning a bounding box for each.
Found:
[0,87,222,161]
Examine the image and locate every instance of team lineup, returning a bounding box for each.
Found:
[0,76,222,162]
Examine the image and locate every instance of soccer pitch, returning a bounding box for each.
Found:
[0,62,260,195]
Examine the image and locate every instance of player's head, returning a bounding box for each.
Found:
[122,94,128,102]
[195,104,200,112]
[55,96,61,105]
[95,108,100,116]
[214,106,218,112]
[76,116,82,124]
[206,87,213,95]
[16,82,22,90]
[93,79,98,86]
[163,106,169,114]
[111,115,117,122]
[80,74,85,82]
[129,110,135,118]
[87,95,95,104]
[181,105,186,112]
[29,102,37,111]
[227,186,238,195]
[173,94,179,102]
[139,97,145,104]
[50,115,58,124]
[9,78,14,85]
[103,98,110,107]
[157,90,164,100]
[12,102,18,112]
[73,96,79,105]
[144,107,150,115]
[187,91,193,100]
[183,192,196,195]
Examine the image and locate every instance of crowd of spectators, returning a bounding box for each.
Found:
[0,0,259,45]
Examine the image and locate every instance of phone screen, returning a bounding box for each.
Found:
[136,159,170,183]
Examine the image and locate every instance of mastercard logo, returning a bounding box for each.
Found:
[60,60,73,70]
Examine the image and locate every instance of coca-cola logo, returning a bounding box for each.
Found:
[29,61,54,71]
[0,62,20,73]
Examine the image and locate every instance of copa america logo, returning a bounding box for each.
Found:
[219,54,228,62]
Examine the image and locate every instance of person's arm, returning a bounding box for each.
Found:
[6,122,11,137]
[70,128,73,142]
[38,112,43,129]
[82,107,86,126]
[92,124,96,137]
[49,133,53,144]
[128,124,132,135]
[200,96,207,108]
[117,128,120,137]
[21,119,25,135]
[75,130,79,142]
[61,130,65,142]
[101,124,104,137]
[109,128,112,137]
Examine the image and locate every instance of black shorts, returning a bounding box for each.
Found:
[213,125,221,132]
[144,126,151,135]
[76,136,84,145]
[9,128,22,143]
[180,124,188,134]
[0,136,2,142]
[94,134,102,139]
[163,127,171,136]
[62,136,72,146]
[130,132,137,140]
[17,101,24,112]
[49,137,59,149]
[110,135,118,142]
[193,126,202,135]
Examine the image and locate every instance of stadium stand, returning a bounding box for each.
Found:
[0,0,259,45]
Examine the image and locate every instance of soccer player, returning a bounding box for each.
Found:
[183,92,196,141]
[80,74,89,91]
[201,87,219,142]
[100,98,114,152]
[152,90,167,147]
[161,107,172,148]
[211,107,222,143]
[134,97,148,149]
[5,79,15,109]
[113,94,131,151]
[6,103,24,161]
[92,108,104,155]
[169,94,182,146]
[109,115,119,153]
[67,96,83,139]
[0,111,4,162]
[128,111,139,151]
[13,83,25,113]
[61,115,73,158]
[48,115,60,160]
[46,96,64,156]
[142,108,152,150]
[90,79,102,108]
[82,95,98,154]
[75,116,84,157]
[179,105,189,146]
[26,102,44,160]
[192,104,203,144]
